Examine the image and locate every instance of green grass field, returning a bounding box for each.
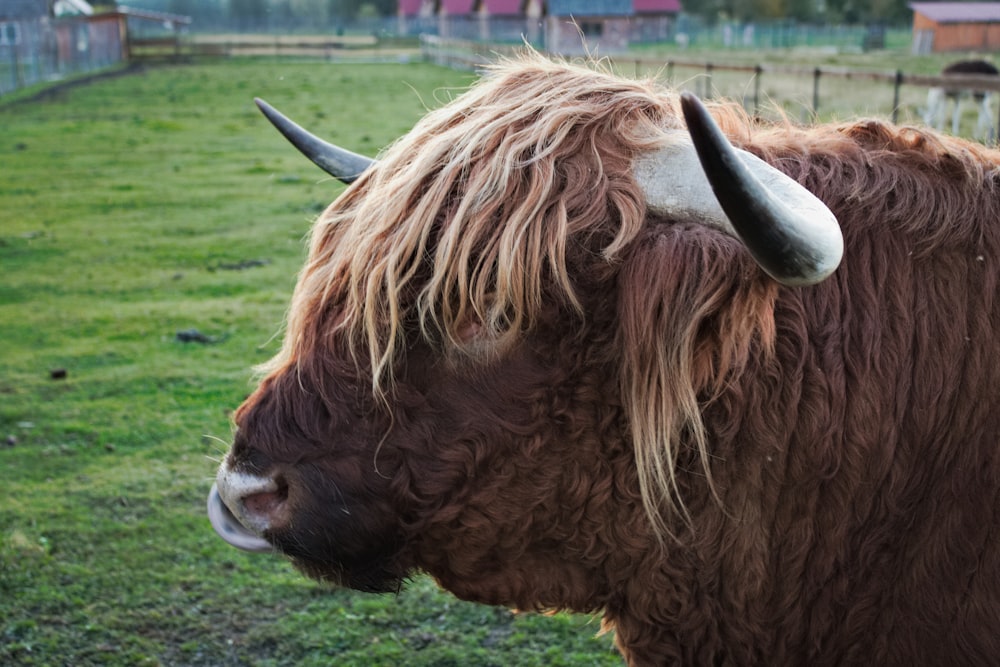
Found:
[0,59,621,666]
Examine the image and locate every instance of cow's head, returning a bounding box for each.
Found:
[208,55,841,607]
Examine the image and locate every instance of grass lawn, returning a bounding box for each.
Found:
[0,59,621,666]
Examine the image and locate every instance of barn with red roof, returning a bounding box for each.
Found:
[910,2,1000,52]
[482,0,526,14]
[632,0,680,42]
[398,0,680,51]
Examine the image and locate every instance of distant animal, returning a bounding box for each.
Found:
[924,59,998,142]
[208,53,1000,665]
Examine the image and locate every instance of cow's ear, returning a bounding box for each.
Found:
[426,306,486,354]
[455,317,483,344]
[446,297,491,346]
[441,304,511,362]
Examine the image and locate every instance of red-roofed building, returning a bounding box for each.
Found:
[476,0,545,42]
[633,0,680,13]
[398,0,436,35]
[910,2,1000,52]
[482,0,524,14]
[441,0,477,14]
[401,0,680,51]
[398,0,426,15]
[437,0,479,38]
[631,0,680,42]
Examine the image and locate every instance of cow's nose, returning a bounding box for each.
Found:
[208,468,288,553]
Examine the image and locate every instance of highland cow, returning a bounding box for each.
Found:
[209,53,1000,665]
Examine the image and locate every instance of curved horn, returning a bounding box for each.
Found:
[635,94,843,286]
[254,98,375,184]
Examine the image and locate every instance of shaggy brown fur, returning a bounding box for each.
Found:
[227,52,1000,664]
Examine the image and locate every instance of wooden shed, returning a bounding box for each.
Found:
[402,0,677,50]
[631,0,680,42]
[397,0,436,36]
[910,2,1000,53]
[398,0,434,17]
[478,0,545,43]
[545,0,633,54]
[438,0,475,36]
[0,0,49,21]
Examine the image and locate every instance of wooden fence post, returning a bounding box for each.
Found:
[812,67,821,117]
[753,64,762,116]
[9,43,20,91]
[892,69,902,124]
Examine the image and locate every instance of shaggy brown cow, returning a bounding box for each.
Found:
[208,53,1000,665]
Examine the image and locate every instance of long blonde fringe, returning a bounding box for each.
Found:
[266,49,774,541]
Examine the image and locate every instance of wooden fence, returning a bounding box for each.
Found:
[421,35,1000,142]
[127,34,401,61]
[0,14,127,96]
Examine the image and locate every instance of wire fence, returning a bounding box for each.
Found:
[0,14,127,97]
[421,36,1000,143]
